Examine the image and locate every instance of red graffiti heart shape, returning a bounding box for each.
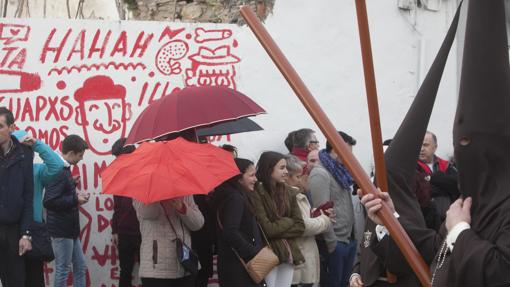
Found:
[10,28,20,36]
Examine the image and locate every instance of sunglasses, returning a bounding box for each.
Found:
[309,141,319,144]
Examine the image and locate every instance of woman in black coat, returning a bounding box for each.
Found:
[214,158,266,287]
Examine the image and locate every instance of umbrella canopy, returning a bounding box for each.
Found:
[100,137,240,204]
[196,117,263,137]
[126,86,266,144]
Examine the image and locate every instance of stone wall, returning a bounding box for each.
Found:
[131,0,274,24]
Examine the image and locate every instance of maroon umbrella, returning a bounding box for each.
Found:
[126,86,266,144]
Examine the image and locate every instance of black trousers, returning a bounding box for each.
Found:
[141,276,195,287]
[25,257,45,287]
[369,281,392,287]
[194,271,210,287]
[0,224,25,287]
[118,234,141,287]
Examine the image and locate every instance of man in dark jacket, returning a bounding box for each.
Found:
[110,138,141,287]
[417,131,459,221]
[44,134,89,287]
[0,107,34,287]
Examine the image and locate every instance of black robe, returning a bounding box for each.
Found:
[352,3,461,286]
[379,0,510,286]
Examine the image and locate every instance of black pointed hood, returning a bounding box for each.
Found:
[383,5,462,223]
[453,0,510,234]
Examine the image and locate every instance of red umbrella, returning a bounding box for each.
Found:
[126,86,265,144]
[100,137,239,203]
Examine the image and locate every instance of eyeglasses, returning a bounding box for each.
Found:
[308,141,319,145]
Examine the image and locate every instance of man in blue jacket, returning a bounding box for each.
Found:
[44,134,89,287]
[0,107,34,287]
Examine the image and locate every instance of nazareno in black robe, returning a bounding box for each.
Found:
[372,0,510,286]
[352,3,462,286]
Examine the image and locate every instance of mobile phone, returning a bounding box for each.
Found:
[311,201,334,217]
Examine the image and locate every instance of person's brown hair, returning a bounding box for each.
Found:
[256,151,289,217]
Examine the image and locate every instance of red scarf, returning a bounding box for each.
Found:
[417,156,449,175]
[291,147,310,174]
[291,147,309,162]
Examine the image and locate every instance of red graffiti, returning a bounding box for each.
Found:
[68,160,113,193]
[207,134,232,143]
[94,161,108,188]
[96,196,114,212]
[40,28,154,64]
[0,70,40,93]
[25,125,69,151]
[0,47,27,69]
[1,95,74,122]
[65,269,91,286]
[137,81,180,107]
[155,40,189,75]
[110,266,120,280]
[0,23,30,45]
[73,163,89,191]
[97,214,111,233]
[43,262,54,285]
[2,21,243,287]
[48,62,146,76]
[80,206,93,252]
[194,27,232,43]
[73,76,131,155]
[91,244,118,267]
[159,26,185,42]
[186,45,240,89]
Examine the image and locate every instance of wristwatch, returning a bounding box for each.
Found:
[22,230,32,242]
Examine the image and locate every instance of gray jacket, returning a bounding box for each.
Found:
[309,164,355,252]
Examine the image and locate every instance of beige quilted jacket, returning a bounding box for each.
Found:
[133,196,204,279]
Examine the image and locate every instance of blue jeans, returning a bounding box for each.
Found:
[321,240,357,287]
[51,237,87,287]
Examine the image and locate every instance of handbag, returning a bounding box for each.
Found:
[26,221,55,262]
[162,203,200,275]
[216,209,279,284]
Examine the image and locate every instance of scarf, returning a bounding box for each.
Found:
[291,147,309,162]
[319,149,353,190]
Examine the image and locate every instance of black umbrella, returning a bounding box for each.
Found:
[196,117,263,137]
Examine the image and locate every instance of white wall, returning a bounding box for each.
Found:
[234,0,461,166]
[0,1,462,286]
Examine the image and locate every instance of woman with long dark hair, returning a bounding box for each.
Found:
[251,151,305,287]
[214,158,265,287]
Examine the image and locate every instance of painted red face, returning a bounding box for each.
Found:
[78,98,128,155]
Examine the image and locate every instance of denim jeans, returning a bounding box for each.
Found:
[319,240,357,287]
[51,237,87,287]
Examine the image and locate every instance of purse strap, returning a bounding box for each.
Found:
[160,202,186,242]
[216,202,272,265]
[216,208,248,266]
[216,199,271,246]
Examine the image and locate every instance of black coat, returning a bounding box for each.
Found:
[43,167,80,239]
[214,183,264,287]
[0,136,33,233]
[191,194,215,277]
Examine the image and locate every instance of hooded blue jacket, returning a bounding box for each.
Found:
[13,131,64,222]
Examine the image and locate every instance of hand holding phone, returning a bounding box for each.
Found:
[311,201,334,217]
